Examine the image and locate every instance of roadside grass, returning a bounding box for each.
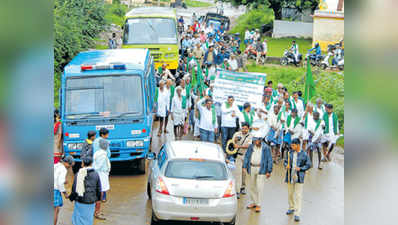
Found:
[240,37,313,58]
[247,63,344,147]
[185,0,214,7]
[96,44,108,50]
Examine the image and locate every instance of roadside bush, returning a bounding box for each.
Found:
[230,6,274,39]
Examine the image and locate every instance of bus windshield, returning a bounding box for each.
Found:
[65,75,143,119]
[123,18,177,44]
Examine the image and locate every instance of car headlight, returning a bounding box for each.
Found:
[68,143,77,150]
[126,140,144,147]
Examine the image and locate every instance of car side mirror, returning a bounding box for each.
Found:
[147,152,156,160]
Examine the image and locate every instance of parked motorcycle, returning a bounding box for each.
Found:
[281,49,302,66]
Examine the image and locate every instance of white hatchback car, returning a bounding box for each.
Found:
[147,141,237,225]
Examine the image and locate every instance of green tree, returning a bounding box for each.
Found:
[224,0,319,20]
[54,0,107,107]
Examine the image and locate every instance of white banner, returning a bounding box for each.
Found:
[213,69,266,107]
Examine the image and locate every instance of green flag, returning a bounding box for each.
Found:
[304,58,316,104]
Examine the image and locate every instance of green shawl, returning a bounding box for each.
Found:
[286,115,300,128]
[243,110,255,126]
[323,112,338,134]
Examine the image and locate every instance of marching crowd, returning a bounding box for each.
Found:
[154,15,341,223]
[53,14,342,225]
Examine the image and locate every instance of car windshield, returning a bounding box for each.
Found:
[165,159,228,180]
[65,75,143,119]
[124,18,177,44]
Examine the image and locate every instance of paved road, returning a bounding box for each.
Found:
[59,120,344,225]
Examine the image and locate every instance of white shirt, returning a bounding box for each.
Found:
[228,59,238,70]
[314,104,325,119]
[268,110,283,131]
[157,88,169,117]
[328,113,338,135]
[197,98,218,131]
[244,30,251,40]
[171,95,186,114]
[251,145,262,165]
[286,115,302,139]
[310,119,325,142]
[54,162,67,192]
[292,98,305,117]
[262,42,268,53]
[221,102,239,128]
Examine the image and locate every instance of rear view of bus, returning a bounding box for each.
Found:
[122,7,179,73]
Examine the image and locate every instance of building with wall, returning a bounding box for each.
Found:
[312,0,344,51]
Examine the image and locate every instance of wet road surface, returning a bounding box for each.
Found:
[59,120,344,225]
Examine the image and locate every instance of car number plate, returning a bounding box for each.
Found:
[183,198,209,205]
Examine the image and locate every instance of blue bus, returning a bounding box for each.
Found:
[60,49,156,173]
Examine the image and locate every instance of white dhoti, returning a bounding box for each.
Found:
[98,171,110,192]
[173,111,185,126]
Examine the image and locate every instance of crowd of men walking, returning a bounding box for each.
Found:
[53,13,342,225]
[154,15,341,223]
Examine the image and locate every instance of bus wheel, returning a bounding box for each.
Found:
[137,158,146,174]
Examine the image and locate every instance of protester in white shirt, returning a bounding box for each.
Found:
[314,98,326,119]
[197,96,219,142]
[221,96,240,152]
[308,111,325,169]
[54,156,75,225]
[321,104,340,162]
[300,103,314,152]
[228,54,239,71]
[291,92,305,117]
[171,87,188,140]
[156,80,170,136]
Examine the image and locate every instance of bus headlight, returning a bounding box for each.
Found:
[126,140,144,147]
[68,143,83,150]
[68,143,77,150]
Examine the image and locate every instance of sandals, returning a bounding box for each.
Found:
[255,206,261,212]
[94,213,106,220]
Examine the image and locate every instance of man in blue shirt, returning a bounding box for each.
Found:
[308,42,321,60]
[93,128,111,158]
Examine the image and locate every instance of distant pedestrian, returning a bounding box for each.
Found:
[54,155,75,225]
[54,109,63,164]
[69,157,102,225]
[93,139,111,220]
[80,131,97,161]
[284,138,311,222]
[108,33,117,49]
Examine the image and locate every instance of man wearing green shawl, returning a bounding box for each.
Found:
[196,96,218,142]
[321,104,340,162]
[300,104,314,153]
[307,112,325,169]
